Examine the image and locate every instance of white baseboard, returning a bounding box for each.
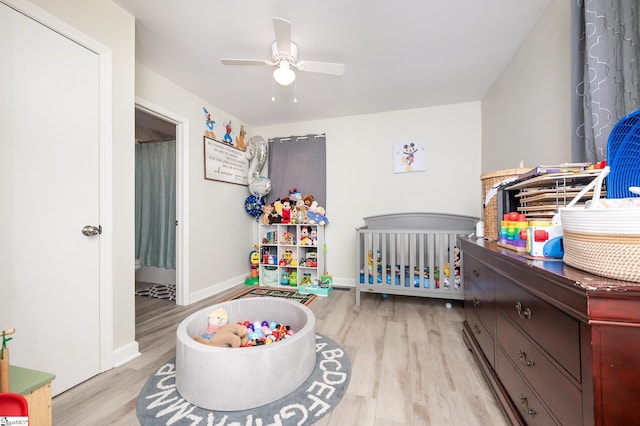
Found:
[331,276,355,287]
[188,274,247,304]
[112,341,141,367]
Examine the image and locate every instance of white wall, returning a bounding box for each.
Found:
[482,1,571,173]
[136,65,256,300]
[28,0,136,351]
[255,102,482,284]
[21,0,571,364]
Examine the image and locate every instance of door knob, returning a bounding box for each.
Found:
[82,225,102,236]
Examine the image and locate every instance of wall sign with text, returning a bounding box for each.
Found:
[204,136,249,185]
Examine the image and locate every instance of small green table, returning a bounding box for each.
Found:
[10,365,55,425]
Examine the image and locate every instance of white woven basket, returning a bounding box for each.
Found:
[559,166,640,282]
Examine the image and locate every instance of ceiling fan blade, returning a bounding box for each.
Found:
[297,61,345,76]
[220,58,269,66]
[273,17,291,57]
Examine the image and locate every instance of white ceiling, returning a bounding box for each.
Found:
[113,0,551,127]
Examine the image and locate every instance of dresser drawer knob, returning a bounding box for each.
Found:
[515,302,532,320]
[473,325,482,335]
[472,269,480,278]
[519,394,537,418]
[518,349,535,367]
[473,297,480,307]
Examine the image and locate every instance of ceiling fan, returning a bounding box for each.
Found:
[220,17,346,86]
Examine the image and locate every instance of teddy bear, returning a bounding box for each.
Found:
[193,308,248,348]
[302,194,314,208]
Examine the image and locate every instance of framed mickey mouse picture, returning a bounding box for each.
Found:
[393,141,426,173]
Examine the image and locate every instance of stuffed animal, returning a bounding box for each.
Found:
[193,308,248,348]
[289,188,302,203]
[281,197,292,224]
[267,204,282,224]
[260,203,274,225]
[300,225,311,245]
[307,201,330,225]
[295,199,309,224]
[302,194,314,208]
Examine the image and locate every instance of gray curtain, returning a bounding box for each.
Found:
[266,134,327,208]
[135,140,176,269]
[571,0,640,162]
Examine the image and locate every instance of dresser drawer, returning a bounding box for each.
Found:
[463,254,494,297]
[465,308,495,368]
[496,313,582,426]
[464,279,494,336]
[496,348,558,425]
[495,274,581,380]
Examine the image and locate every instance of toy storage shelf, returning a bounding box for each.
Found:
[258,223,325,287]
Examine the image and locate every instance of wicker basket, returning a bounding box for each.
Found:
[560,166,640,282]
[481,168,531,239]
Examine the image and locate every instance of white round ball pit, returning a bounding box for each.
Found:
[175,296,316,411]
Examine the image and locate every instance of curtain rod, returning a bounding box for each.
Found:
[136,138,176,144]
[269,133,325,143]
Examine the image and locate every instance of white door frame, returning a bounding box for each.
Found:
[135,98,190,306]
[3,0,114,371]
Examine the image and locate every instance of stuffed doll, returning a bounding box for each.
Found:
[281,197,292,224]
[193,308,248,348]
[300,225,311,245]
[309,228,318,245]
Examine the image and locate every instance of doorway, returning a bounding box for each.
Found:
[134,100,189,306]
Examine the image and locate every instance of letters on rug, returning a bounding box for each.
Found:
[136,334,350,425]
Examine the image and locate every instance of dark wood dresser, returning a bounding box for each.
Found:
[459,237,640,426]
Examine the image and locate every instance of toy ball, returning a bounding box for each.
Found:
[508,211,519,221]
[253,321,262,330]
[249,332,259,340]
[269,321,277,330]
[261,320,269,327]
[246,323,254,332]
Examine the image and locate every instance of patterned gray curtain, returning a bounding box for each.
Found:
[571,0,640,163]
[266,134,327,209]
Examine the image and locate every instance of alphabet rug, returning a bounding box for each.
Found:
[136,334,350,425]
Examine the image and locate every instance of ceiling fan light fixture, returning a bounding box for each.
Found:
[273,61,296,86]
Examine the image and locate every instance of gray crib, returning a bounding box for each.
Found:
[355,212,478,305]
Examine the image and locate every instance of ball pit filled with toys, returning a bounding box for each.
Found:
[243,319,295,346]
[175,297,316,411]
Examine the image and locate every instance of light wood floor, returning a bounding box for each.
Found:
[52,285,509,425]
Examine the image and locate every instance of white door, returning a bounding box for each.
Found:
[0,2,101,395]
